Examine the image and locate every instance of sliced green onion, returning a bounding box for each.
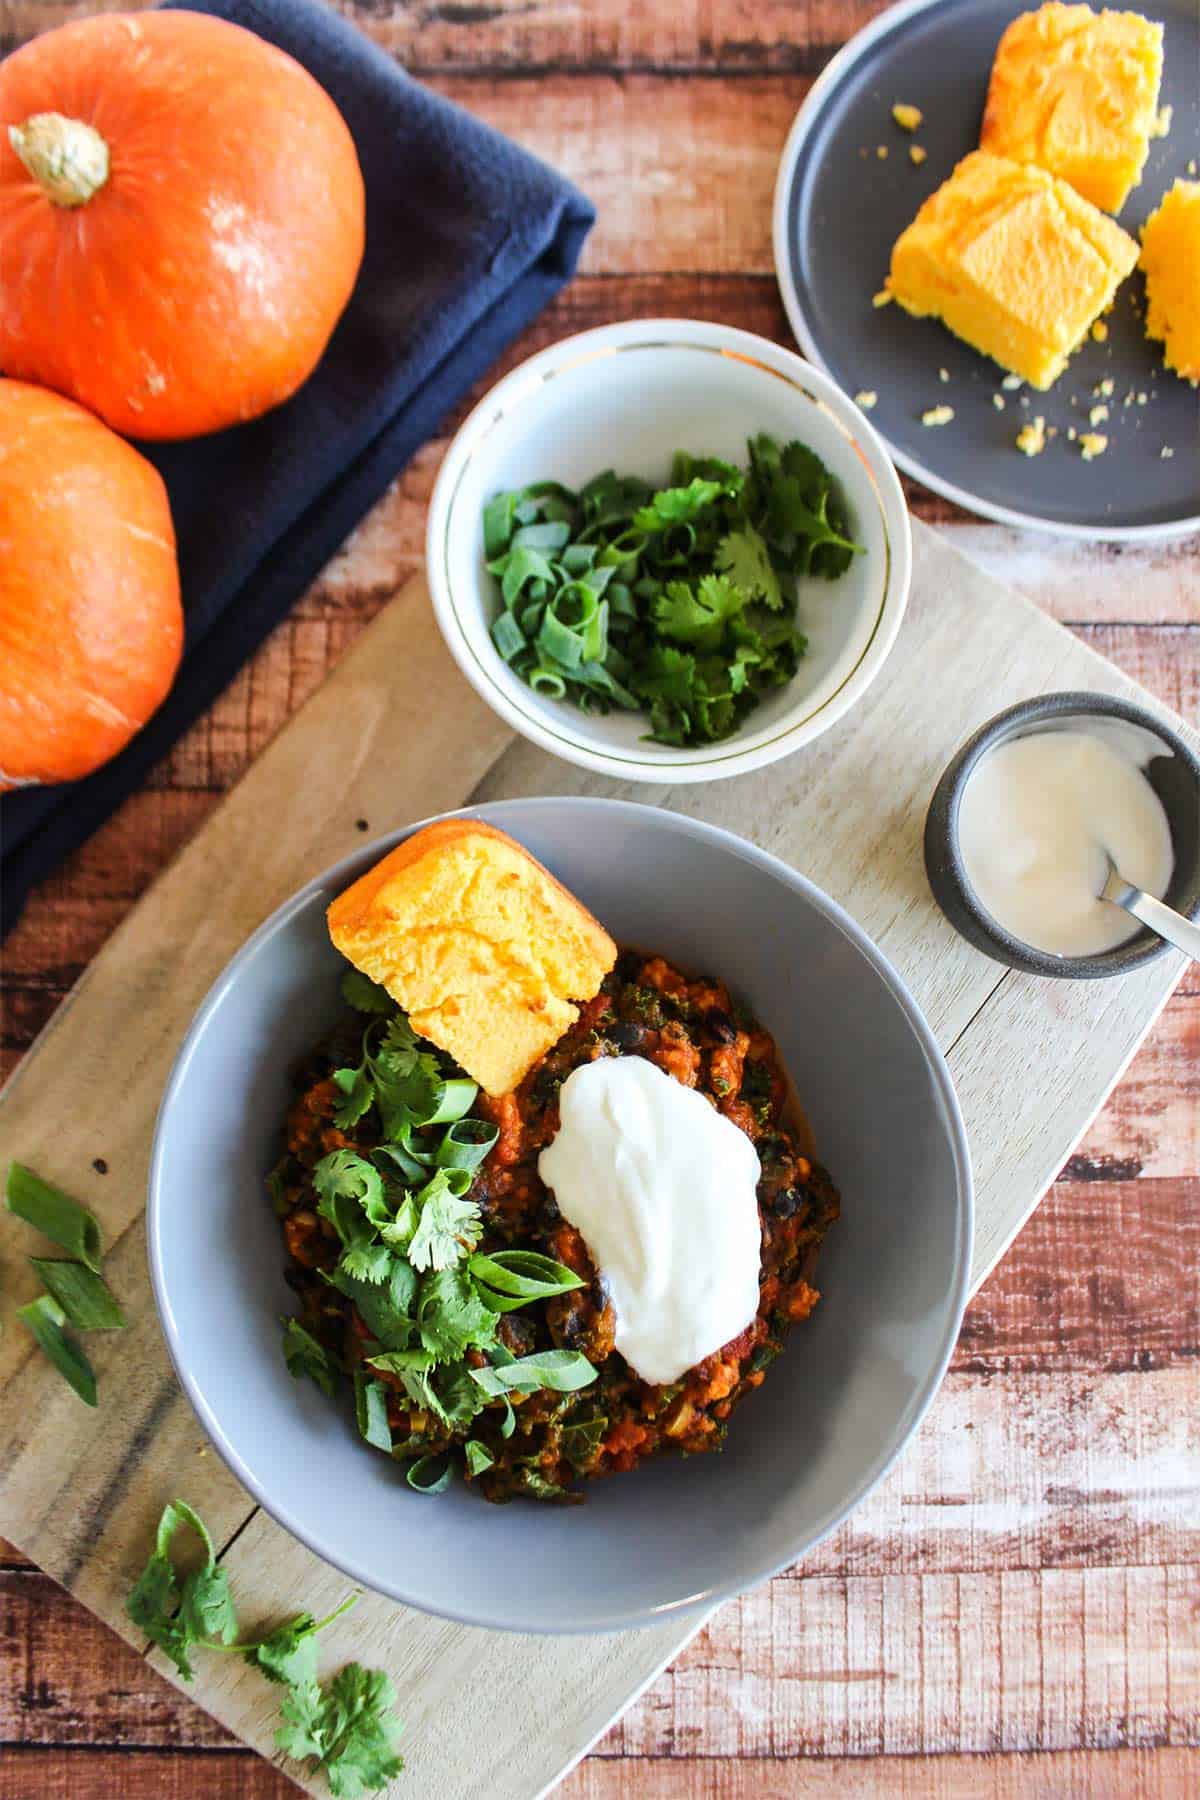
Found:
[512,520,571,552]
[465,1439,494,1477]
[16,1294,97,1406]
[528,667,566,699]
[469,1348,597,1397]
[6,1163,102,1271]
[406,1454,454,1495]
[354,1371,393,1452]
[500,545,555,608]
[483,492,517,557]
[436,1118,499,1174]
[422,1079,477,1127]
[29,1258,126,1330]
[491,610,526,663]
[468,1249,584,1304]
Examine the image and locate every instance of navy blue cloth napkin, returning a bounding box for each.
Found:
[1,0,594,936]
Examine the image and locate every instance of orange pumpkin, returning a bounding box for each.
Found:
[0,11,365,440]
[0,379,183,790]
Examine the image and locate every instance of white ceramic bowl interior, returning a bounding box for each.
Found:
[427,320,911,783]
[149,798,972,1634]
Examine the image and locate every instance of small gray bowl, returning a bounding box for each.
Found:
[149,797,972,1633]
[925,693,1200,980]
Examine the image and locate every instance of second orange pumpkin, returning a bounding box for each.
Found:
[0,10,366,440]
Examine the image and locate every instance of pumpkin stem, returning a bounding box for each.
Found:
[9,112,110,207]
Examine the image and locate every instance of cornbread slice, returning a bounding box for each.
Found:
[886,150,1139,388]
[1140,180,1200,384]
[981,3,1163,214]
[327,820,616,1096]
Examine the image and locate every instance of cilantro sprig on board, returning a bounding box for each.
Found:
[273,970,596,1496]
[126,1499,402,1795]
[483,434,862,746]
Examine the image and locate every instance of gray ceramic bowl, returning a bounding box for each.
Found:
[925,693,1200,979]
[149,798,972,1633]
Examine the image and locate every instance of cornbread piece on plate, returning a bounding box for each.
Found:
[981,2,1164,214]
[886,150,1138,389]
[1140,180,1200,384]
[328,819,617,1095]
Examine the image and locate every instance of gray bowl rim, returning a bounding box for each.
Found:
[924,691,1200,979]
[148,795,974,1632]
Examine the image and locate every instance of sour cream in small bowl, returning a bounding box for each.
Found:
[924,693,1200,979]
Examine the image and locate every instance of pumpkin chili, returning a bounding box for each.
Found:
[271,949,840,1503]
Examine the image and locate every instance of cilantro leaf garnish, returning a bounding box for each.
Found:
[282,1318,339,1397]
[406,1172,482,1273]
[127,1503,399,1793]
[416,1265,497,1359]
[341,969,395,1015]
[126,1499,236,1679]
[482,435,860,746]
[277,1662,404,1796]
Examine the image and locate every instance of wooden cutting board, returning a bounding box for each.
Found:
[0,519,1192,1800]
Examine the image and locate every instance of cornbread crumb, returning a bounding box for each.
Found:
[1096,377,1114,397]
[1068,425,1077,438]
[1140,181,1200,384]
[980,3,1165,213]
[877,145,889,159]
[910,144,928,165]
[873,289,893,308]
[1189,160,1198,177]
[1016,415,1047,455]
[893,103,923,131]
[1079,431,1108,459]
[1092,320,1108,342]
[921,404,954,426]
[993,393,1006,409]
[1161,445,1174,457]
[1150,104,1173,139]
[938,367,950,382]
[854,390,878,408]
[885,150,1139,389]
[1089,403,1109,424]
[1002,373,1023,390]
[1137,390,1147,404]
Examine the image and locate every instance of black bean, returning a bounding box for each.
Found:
[609,1019,649,1050]
[705,1008,738,1044]
[767,1186,805,1219]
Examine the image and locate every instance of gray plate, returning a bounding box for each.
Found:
[148,798,972,1633]
[773,0,1200,540]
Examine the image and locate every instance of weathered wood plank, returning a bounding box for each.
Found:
[609,1563,1200,1759]
[565,1747,1200,1796]
[0,1751,297,1799]
[1,1744,1197,1800]
[4,0,894,70]
[954,1177,1199,1372]
[0,1571,237,1750]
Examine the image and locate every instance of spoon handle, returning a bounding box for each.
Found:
[1107,876,1200,965]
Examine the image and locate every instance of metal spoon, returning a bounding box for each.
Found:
[1100,856,1200,964]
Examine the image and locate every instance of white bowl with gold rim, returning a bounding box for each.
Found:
[426,319,912,784]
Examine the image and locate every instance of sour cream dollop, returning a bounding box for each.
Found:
[537,1056,762,1386]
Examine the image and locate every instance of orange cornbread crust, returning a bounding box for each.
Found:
[327,819,617,1096]
[1140,180,1200,385]
[981,3,1164,215]
[886,150,1138,389]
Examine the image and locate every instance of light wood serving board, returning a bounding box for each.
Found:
[0,519,1193,1800]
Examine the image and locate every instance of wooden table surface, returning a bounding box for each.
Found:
[1,1,1198,1795]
